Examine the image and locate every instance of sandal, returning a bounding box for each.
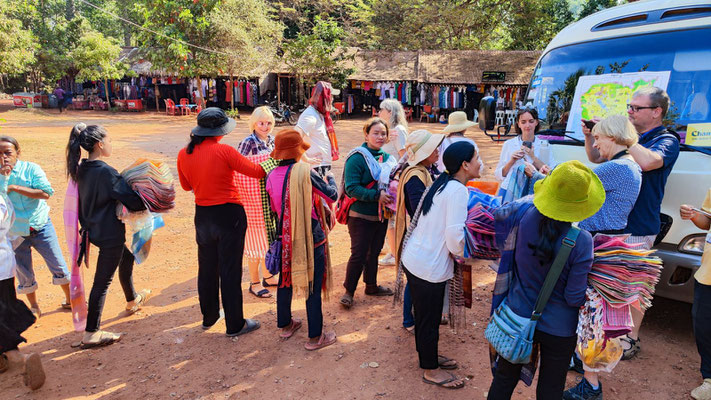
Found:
[249,282,272,298]
[23,353,45,390]
[438,355,458,370]
[226,318,261,337]
[80,330,123,349]
[621,336,641,360]
[279,318,302,339]
[304,331,337,351]
[126,289,151,314]
[340,293,354,309]
[404,326,415,335]
[262,275,278,288]
[422,372,465,389]
[30,307,41,319]
[60,302,72,310]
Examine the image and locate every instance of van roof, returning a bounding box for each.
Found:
[543,0,711,56]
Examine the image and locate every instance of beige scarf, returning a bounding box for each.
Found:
[394,165,432,267]
[289,162,315,297]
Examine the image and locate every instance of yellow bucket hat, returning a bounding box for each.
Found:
[533,160,605,222]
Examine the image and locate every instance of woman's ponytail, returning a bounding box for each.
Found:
[66,123,107,182]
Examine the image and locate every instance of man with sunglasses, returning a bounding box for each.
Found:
[582,86,679,361]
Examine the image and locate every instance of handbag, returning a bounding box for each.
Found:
[484,226,581,364]
[335,180,375,225]
[265,165,293,276]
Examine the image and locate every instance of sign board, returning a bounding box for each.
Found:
[482,71,506,82]
[565,71,671,140]
[686,123,711,146]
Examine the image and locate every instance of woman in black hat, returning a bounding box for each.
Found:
[177,108,267,337]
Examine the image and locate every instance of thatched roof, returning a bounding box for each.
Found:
[416,50,540,85]
[348,50,419,81]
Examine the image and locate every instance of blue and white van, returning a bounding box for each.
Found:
[524,0,711,303]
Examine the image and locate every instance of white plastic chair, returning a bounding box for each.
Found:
[495,110,505,126]
[505,110,515,126]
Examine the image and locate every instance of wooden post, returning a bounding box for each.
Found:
[277,74,281,106]
[155,82,160,112]
[230,73,235,111]
[103,77,111,110]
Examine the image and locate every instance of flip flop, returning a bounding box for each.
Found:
[422,372,465,389]
[30,307,41,318]
[226,318,261,337]
[438,355,458,370]
[249,283,272,298]
[79,331,123,350]
[404,326,415,335]
[60,302,72,310]
[23,353,45,390]
[340,293,353,309]
[304,331,337,351]
[126,289,151,314]
[279,318,302,339]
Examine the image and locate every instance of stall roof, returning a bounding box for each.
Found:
[416,50,540,85]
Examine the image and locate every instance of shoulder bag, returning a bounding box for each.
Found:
[265,165,293,275]
[484,226,581,364]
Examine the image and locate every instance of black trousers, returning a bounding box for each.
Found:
[0,278,35,352]
[85,244,137,332]
[694,280,711,379]
[277,244,325,338]
[343,217,387,294]
[195,203,247,334]
[487,330,577,400]
[405,267,446,369]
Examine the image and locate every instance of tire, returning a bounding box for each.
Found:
[287,113,298,125]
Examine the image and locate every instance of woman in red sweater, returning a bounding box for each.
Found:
[177,108,266,337]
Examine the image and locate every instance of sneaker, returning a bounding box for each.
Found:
[569,353,585,374]
[378,254,395,266]
[692,379,711,400]
[563,378,603,400]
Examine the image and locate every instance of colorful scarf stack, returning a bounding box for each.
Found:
[588,234,663,311]
[117,159,175,263]
[462,188,501,261]
[121,159,176,212]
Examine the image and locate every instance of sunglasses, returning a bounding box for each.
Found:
[626,104,658,113]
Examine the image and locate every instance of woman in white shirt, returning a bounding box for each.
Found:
[495,107,555,201]
[377,98,409,266]
[0,190,45,390]
[400,141,481,390]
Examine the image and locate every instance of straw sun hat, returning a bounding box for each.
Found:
[533,160,605,222]
[271,129,311,160]
[443,111,477,133]
[405,130,445,166]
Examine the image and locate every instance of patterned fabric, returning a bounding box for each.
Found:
[235,153,271,259]
[260,158,279,243]
[237,133,274,156]
[280,177,293,288]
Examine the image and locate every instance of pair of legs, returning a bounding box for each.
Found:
[621,234,656,357]
[195,203,258,336]
[404,268,463,389]
[14,219,71,315]
[0,277,45,390]
[247,257,277,298]
[83,244,147,345]
[693,280,711,399]
[488,330,577,399]
[342,217,390,306]
[380,222,397,265]
[403,281,450,331]
[277,245,336,348]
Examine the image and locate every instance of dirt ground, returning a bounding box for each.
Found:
[0,100,701,399]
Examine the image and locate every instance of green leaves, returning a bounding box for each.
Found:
[71,30,129,81]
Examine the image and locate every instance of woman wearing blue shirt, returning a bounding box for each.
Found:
[0,136,70,317]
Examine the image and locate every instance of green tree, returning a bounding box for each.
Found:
[578,0,620,20]
[282,16,354,100]
[0,2,36,90]
[210,0,283,111]
[70,30,131,108]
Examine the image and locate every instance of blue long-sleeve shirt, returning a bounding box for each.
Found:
[506,206,594,337]
[1,160,54,236]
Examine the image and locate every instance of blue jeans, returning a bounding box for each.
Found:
[403,283,414,328]
[14,219,70,294]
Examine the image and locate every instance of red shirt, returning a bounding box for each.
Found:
[177,137,265,206]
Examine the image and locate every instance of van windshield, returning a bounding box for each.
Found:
[526,27,711,146]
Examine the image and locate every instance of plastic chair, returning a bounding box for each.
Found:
[333,102,345,120]
[404,107,413,122]
[420,105,436,122]
[164,99,177,116]
[495,110,505,126]
[473,109,479,123]
[179,98,190,116]
[372,106,378,117]
[505,110,515,126]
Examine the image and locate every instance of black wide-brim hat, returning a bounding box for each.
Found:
[191,107,237,137]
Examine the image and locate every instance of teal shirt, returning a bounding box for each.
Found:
[344,143,390,217]
[1,160,54,236]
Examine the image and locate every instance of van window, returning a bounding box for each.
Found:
[527,27,711,142]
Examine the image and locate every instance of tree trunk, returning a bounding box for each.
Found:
[104,78,111,110]
[229,73,234,112]
[155,83,160,112]
[66,0,76,20]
